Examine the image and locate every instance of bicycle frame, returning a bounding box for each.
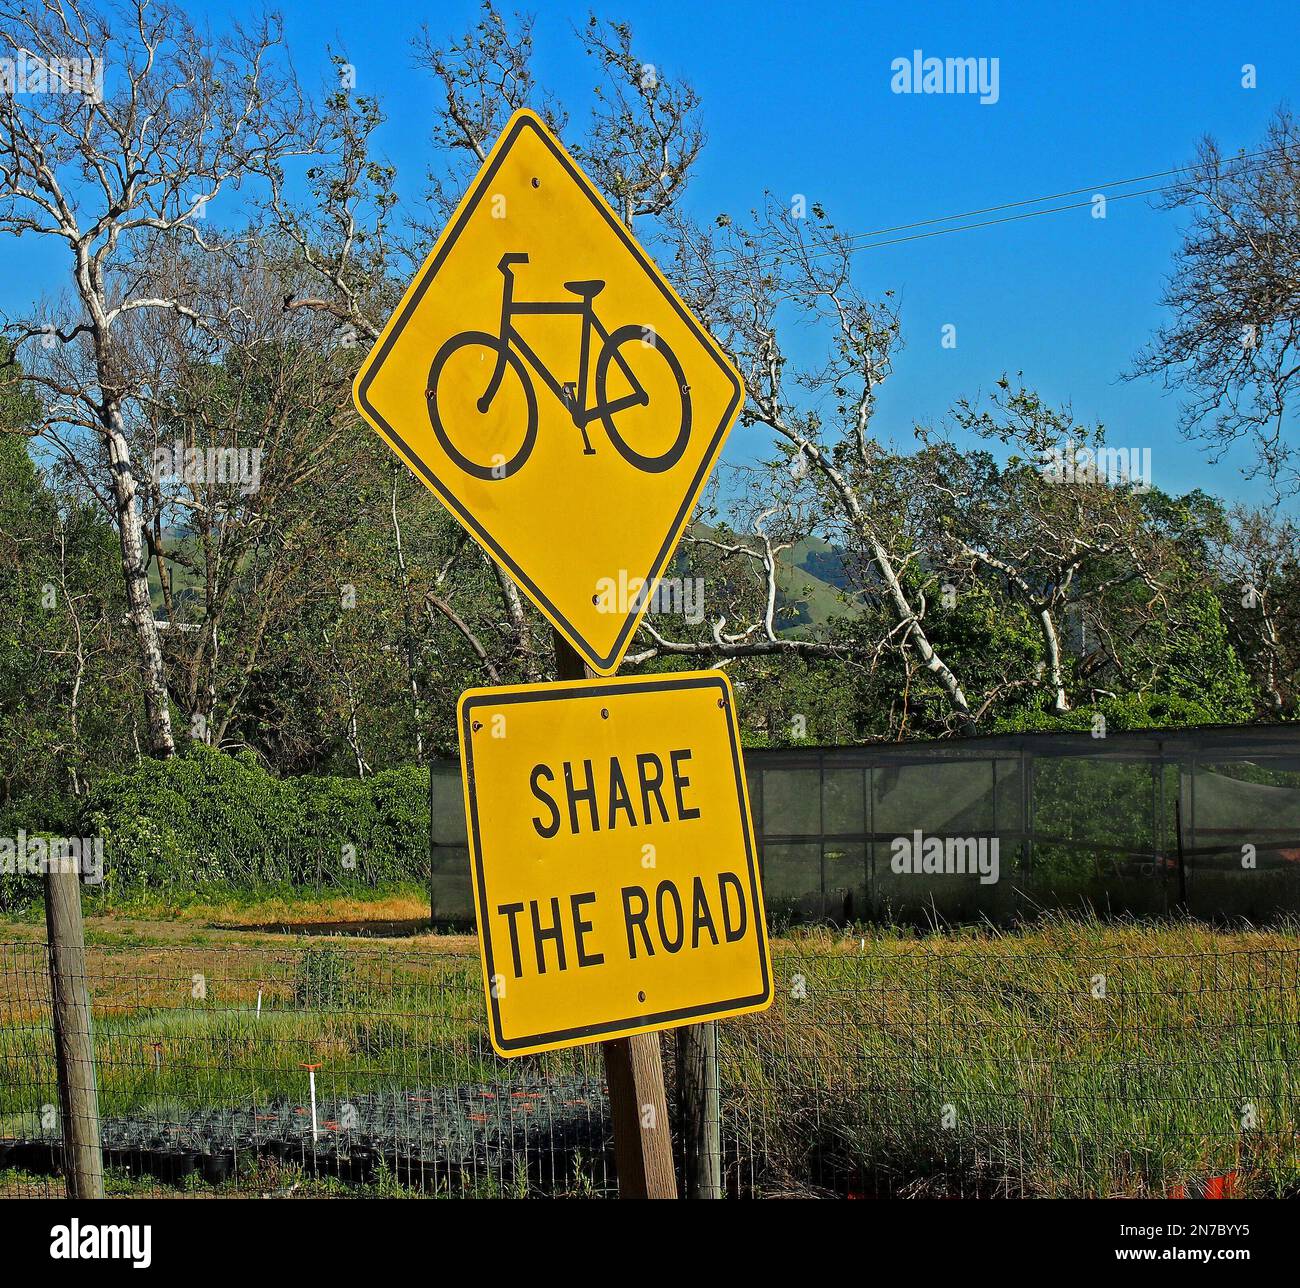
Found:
[478,254,649,436]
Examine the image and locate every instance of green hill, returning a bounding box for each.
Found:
[677,524,865,638]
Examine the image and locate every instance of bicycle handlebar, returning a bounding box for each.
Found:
[498,252,530,272]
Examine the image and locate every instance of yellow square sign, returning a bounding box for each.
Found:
[353,109,745,675]
[458,671,771,1056]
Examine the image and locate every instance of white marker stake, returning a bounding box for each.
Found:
[256,989,262,1020]
[308,1069,318,1143]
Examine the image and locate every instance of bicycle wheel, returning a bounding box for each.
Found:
[595,324,692,473]
[427,330,537,481]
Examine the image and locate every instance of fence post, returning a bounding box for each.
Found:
[677,1021,722,1198]
[43,865,103,1198]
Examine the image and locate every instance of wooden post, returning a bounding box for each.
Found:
[602,1035,679,1199]
[553,629,678,1199]
[677,1020,722,1198]
[43,864,103,1199]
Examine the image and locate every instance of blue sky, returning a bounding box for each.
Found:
[7,0,1297,510]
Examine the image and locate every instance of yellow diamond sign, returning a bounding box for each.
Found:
[353,109,744,674]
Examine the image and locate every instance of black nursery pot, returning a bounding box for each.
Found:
[346,1145,377,1183]
[201,1152,235,1185]
[19,1140,62,1175]
[167,1150,201,1183]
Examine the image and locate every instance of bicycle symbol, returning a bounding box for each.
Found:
[426,252,693,480]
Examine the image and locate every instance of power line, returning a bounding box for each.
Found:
[840,182,1171,251]
[830,143,1289,248]
[702,142,1294,268]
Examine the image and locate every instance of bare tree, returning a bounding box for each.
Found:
[654,198,975,727]
[128,244,381,752]
[570,15,703,231]
[276,22,557,681]
[1130,109,1300,496]
[414,4,565,230]
[0,0,313,755]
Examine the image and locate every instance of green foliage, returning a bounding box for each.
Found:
[1153,587,1255,720]
[292,945,356,1009]
[0,803,86,912]
[916,582,1043,734]
[991,691,1237,736]
[0,362,132,808]
[0,420,60,799]
[79,744,429,898]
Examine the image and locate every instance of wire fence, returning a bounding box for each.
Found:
[2,936,1298,1198]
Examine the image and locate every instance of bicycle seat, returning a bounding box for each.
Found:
[563,279,606,298]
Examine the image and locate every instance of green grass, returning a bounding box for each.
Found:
[4,882,439,930]
[726,918,1300,1196]
[2,918,1297,1197]
[0,951,498,1124]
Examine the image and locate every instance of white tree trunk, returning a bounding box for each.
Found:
[1039,606,1070,713]
[105,406,176,757]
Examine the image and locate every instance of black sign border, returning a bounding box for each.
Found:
[356,113,744,673]
[461,673,771,1053]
